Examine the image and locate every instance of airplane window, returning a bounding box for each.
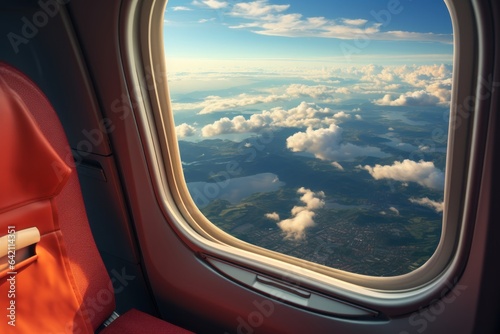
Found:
[164,0,453,276]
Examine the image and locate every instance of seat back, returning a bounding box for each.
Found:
[0,62,115,333]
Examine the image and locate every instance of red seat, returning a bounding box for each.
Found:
[0,62,193,333]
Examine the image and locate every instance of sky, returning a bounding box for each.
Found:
[163,0,452,240]
[164,0,453,63]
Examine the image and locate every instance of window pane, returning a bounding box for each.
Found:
[164,0,453,276]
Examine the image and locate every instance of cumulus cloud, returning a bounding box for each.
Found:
[361,159,445,190]
[227,1,452,43]
[409,197,444,213]
[374,90,441,106]
[201,115,268,136]
[426,80,452,105]
[265,212,280,221]
[359,64,394,83]
[286,124,389,162]
[275,187,325,240]
[333,111,350,119]
[370,65,452,106]
[355,114,363,120]
[175,123,197,137]
[201,102,335,136]
[398,64,452,87]
[340,64,452,101]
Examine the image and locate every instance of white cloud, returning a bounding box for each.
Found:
[375,31,452,44]
[167,65,452,110]
[174,93,287,114]
[265,212,280,221]
[286,84,350,100]
[374,90,441,106]
[389,207,400,215]
[175,123,197,137]
[355,114,363,120]
[426,80,452,104]
[286,124,389,162]
[201,0,227,9]
[385,84,401,90]
[361,159,445,190]
[342,18,368,26]
[201,102,335,136]
[199,18,216,23]
[343,64,453,102]
[199,94,286,114]
[171,6,191,11]
[409,197,444,213]
[227,1,452,43]
[173,84,348,114]
[278,210,316,240]
[286,84,330,99]
[232,0,289,17]
[335,87,351,95]
[167,61,451,86]
[333,111,350,119]
[296,187,325,210]
[275,187,325,240]
[397,64,452,87]
[331,162,344,171]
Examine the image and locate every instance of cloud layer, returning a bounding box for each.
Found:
[170,64,453,116]
[184,93,288,115]
[201,101,336,136]
[172,83,352,114]
[226,0,452,43]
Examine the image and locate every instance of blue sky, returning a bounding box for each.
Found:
[164,0,453,61]
[164,1,451,228]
